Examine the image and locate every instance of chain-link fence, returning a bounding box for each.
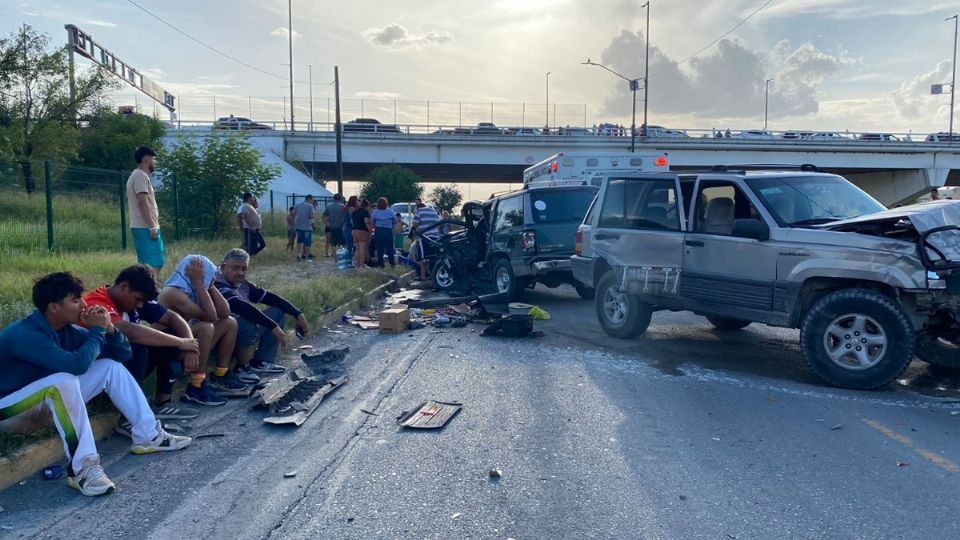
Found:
[0,159,331,252]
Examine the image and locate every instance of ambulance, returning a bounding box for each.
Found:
[522,151,669,189]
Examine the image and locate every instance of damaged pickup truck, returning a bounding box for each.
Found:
[572,165,960,389]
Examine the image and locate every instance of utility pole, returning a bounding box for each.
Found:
[334,66,344,195]
[764,78,773,130]
[949,14,958,140]
[545,72,551,131]
[308,64,314,131]
[642,1,650,136]
[288,0,295,131]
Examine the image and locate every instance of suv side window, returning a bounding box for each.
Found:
[494,196,523,231]
[695,182,760,235]
[599,178,680,231]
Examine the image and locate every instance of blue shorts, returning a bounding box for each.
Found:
[296,229,313,247]
[131,228,165,269]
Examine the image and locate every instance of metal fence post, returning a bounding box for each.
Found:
[44,161,54,250]
[269,190,275,229]
[119,170,127,250]
[173,175,181,242]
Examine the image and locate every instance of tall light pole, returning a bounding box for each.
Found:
[948,14,958,140]
[583,59,641,152]
[642,1,650,136]
[308,64,313,132]
[763,78,773,130]
[287,0,295,131]
[545,71,551,131]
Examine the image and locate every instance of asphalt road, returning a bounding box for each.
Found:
[3,284,960,539]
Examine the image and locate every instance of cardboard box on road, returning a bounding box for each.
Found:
[379,306,410,333]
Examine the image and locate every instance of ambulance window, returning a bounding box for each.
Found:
[630,158,643,166]
[587,158,599,166]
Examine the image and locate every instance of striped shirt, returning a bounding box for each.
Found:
[412,206,440,238]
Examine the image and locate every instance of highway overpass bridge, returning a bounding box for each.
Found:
[170,128,960,206]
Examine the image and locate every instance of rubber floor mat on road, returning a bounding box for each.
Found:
[396,401,463,429]
[255,370,348,426]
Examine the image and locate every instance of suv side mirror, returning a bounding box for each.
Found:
[732,219,769,241]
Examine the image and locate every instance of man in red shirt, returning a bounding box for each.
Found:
[83,265,201,420]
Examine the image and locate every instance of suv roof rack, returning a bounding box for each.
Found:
[709,163,822,173]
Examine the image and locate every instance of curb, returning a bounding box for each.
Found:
[0,412,120,491]
[317,270,417,328]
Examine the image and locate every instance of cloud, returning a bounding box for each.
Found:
[362,23,452,50]
[270,27,301,39]
[889,60,954,120]
[141,68,167,81]
[598,30,854,121]
[355,91,402,99]
[84,19,117,28]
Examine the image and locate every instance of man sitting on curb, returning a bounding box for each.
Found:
[158,255,245,405]
[215,248,309,375]
[82,264,200,423]
[0,272,191,497]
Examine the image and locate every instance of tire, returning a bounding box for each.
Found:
[915,337,960,370]
[706,316,751,330]
[493,258,523,301]
[799,288,915,390]
[431,260,459,291]
[595,271,651,339]
[575,284,596,300]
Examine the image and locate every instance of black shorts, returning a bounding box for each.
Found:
[329,228,345,246]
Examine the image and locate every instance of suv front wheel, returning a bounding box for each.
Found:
[595,271,652,339]
[800,288,915,390]
[494,259,524,301]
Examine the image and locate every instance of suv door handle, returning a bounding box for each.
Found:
[685,240,704,247]
[595,233,620,240]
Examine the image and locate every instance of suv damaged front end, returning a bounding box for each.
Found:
[823,201,960,367]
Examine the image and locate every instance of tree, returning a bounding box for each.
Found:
[0,25,116,191]
[156,135,280,236]
[359,164,423,204]
[78,111,165,170]
[429,184,463,213]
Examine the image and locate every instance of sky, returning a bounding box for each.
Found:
[3,0,959,136]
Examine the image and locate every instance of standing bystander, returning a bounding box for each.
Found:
[370,197,398,267]
[322,194,346,257]
[239,193,266,256]
[286,206,297,252]
[294,195,317,261]
[126,147,164,272]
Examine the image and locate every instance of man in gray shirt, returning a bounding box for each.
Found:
[294,195,317,261]
[322,194,345,257]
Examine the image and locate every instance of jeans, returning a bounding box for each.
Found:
[244,229,266,256]
[342,224,354,255]
[127,343,181,396]
[373,228,395,267]
[237,306,286,363]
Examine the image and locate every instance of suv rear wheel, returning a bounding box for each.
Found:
[800,288,915,389]
[494,259,523,301]
[595,271,651,339]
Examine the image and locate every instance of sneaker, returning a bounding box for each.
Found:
[114,420,133,439]
[151,401,200,420]
[250,359,286,374]
[208,371,252,398]
[234,365,261,385]
[307,254,315,260]
[66,456,115,497]
[182,381,227,406]
[131,425,192,455]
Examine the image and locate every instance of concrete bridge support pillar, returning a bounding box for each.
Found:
[845,168,951,207]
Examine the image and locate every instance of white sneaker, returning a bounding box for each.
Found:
[131,424,192,455]
[66,456,115,496]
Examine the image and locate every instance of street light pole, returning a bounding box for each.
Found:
[948,14,958,139]
[582,59,639,152]
[308,64,313,132]
[642,1,650,136]
[764,78,773,130]
[287,0,295,131]
[545,71,551,131]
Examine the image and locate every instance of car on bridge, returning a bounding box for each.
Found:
[213,116,272,130]
[642,124,689,138]
[342,118,401,133]
[926,132,960,143]
[733,129,776,139]
[857,133,902,142]
[573,164,960,390]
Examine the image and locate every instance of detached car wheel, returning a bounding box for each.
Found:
[494,259,523,301]
[915,337,960,370]
[575,284,596,300]
[706,316,751,330]
[800,288,915,390]
[595,272,651,339]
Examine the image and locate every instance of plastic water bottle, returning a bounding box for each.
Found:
[336,246,351,270]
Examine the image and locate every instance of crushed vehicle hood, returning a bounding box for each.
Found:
[822,200,960,233]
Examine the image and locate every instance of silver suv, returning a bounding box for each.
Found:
[572,165,960,389]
